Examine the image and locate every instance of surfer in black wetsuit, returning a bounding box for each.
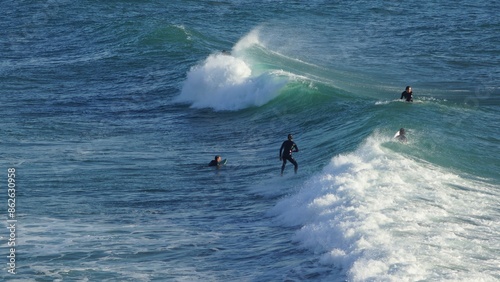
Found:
[400,86,413,102]
[279,134,299,175]
[208,155,222,167]
[395,128,407,143]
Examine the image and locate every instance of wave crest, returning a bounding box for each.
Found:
[176,30,288,111]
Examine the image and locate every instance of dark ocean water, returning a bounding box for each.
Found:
[1,1,499,281]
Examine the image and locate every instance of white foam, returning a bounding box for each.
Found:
[176,31,288,111]
[270,134,500,281]
[15,216,225,281]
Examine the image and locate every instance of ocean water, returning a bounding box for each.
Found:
[1,0,499,281]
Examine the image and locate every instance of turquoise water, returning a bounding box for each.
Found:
[1,1,499,281]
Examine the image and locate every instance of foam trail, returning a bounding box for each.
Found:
[176,30,288,111]
[270,134,499,281]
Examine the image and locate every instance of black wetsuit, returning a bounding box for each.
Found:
[280,140,298,174]
[208,160,219,167]
[396,134,407,143]
[400,90,413,102]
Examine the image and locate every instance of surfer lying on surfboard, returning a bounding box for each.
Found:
[208,155,227,168]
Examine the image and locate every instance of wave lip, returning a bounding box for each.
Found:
[176,28,289,111]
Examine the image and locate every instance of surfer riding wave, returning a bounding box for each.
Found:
[279,134,299,175]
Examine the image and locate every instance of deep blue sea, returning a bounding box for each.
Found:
[1,0,499,281]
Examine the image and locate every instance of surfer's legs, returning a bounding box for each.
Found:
[282,156,298,175]
[289,157,298,174]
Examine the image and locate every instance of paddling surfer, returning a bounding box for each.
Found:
[208,155,223,167]
[400,86,413,102]
[395,128,408,143]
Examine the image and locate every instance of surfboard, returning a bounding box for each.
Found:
[208,159,227,167]
[393,131,401,138]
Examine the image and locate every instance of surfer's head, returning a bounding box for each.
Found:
[214,155,221,161]
[399,128,405,135]
[405,86,412,93]
[288,134,293,140]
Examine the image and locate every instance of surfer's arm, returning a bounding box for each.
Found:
[279,143,284,159]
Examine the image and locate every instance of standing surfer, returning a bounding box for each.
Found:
[279,134,299,175]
